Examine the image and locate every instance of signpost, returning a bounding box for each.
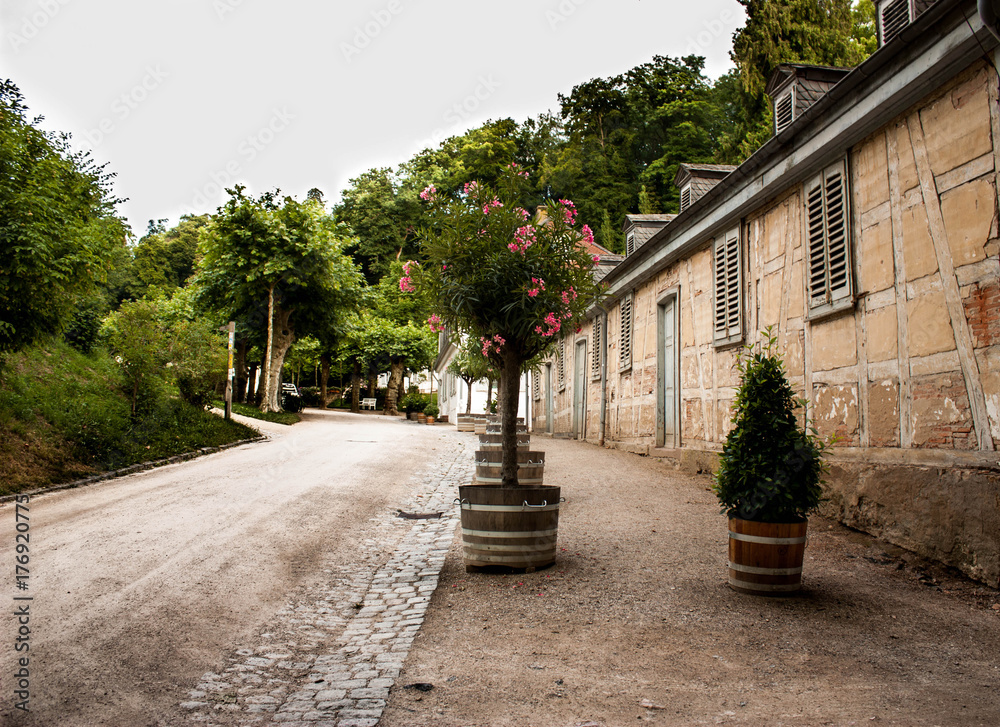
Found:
[222,321,235,420]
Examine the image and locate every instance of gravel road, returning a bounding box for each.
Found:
[0,409,455,727]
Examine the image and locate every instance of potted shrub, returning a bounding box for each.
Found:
[424,402,439,424]
[713,329,830,595]
[406,165,604,571]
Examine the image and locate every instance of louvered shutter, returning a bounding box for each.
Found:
[532,369,541,401]
[557,338,566,390]
[619,294,633,370]
[878,0,911,46]
[774,89,794,133]
[591,317,602,379]
[805,159,853,311]
[626,231,635,257]
[713,226,742,343]
[679,185,692,212]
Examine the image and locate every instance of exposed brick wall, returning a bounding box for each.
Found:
[911,374,976,449]
[964,279,1000,348]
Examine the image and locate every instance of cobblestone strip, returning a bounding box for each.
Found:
[178,430,475,727]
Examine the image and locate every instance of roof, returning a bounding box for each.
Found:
[674,163,737,187]
[622,213,676,231]
[765,64,854,97]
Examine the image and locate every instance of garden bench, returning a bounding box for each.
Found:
[360,398,377,410]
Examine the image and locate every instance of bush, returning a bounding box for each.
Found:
[299,386,321,407]
[712,329,829,523]
[424,402,439,418]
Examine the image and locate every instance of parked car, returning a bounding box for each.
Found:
[280,383,303,412]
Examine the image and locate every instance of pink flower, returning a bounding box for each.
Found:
[427,314,444,333]
[517,208,530,221]
[464,181,480,196]
[419,185,436,202]
[509,225,536,254]
[592,254,601,264]
[558,199,578,225]
[399,276,415,293]
[483,198,503,215]
[402,260,419,276]
[581,224,595,247]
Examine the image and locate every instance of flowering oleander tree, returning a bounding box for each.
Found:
[408,165,605,486]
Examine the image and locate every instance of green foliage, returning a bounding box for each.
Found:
[126,214,208,300]
[0,80,127,357]
[100,299,170,415]
[0,339,255,494]
[712,329,830,523]
[721,0,874,161]
[423,402,439,418]
[222,400,300,425]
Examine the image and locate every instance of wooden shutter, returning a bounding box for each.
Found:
[556,338,566,390]
[805,159,852,311]
[679,185,692,212]
[713,226,742,343]
[532,369,541,401]
[619,293,633,370]
[591,317,603,379]
[878,0,911,46]
[626,231,635,257]
[774,89,794,133]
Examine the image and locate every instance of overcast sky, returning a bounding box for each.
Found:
[1,0,746,236]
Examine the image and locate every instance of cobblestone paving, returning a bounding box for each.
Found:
[176,430,475,727]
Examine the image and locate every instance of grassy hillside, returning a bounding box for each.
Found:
[0,339,258,496]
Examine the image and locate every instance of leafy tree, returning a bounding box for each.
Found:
[100,299,169,416]
[0,79,126,359]
[284,335,322,387]
[127,214,208,300]
[722,0,874,161]
[412,168,605,486]
[196,187,363,412]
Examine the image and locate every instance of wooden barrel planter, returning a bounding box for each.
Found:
[485,424,528,435]
[477,434,529,451]
[456,414,477,432]
[728,517,808,596]
[474,419,488,435]
[473,450,546,485]
[458,484,561,572]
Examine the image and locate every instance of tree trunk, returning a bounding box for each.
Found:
[486,378,494,411]
[464,376,474,414]
[319,355,331,407]
[498,348,523,487]
[263,306,295,412]
[246,363,258,406]
[368,372,377,404]
[385,359,404,415]
[234,338,248,404]
[396,372,405,411]
[351,358,361,413]
[261,283,276,412]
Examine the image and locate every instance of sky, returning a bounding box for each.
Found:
[0,0,746,237]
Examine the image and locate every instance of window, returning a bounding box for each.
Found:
[619,293,634,371]
[713,226,742,345]
[532,369,541,401]
[679,184,692,212]
[556,338,566,391]
[450,373,456,397]
[878,0,912,46]
[591,317,603,380]
[625,230,636,257]
[805,159,853,315]
[774,88,794,133]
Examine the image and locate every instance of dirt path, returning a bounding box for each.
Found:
[381,435,1000,727]
[0,409,447,727]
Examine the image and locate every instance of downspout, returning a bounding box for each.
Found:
[598,306,609,447]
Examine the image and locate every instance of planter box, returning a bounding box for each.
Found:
[458,484,561,573]
[728,517,808,596]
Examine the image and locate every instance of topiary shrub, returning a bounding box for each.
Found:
[712,328,830,523]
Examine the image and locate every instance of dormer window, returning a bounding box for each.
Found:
[878,0,913,46]
[625,230,635,256]
[679,184,692,212]
[774,87,794,134]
